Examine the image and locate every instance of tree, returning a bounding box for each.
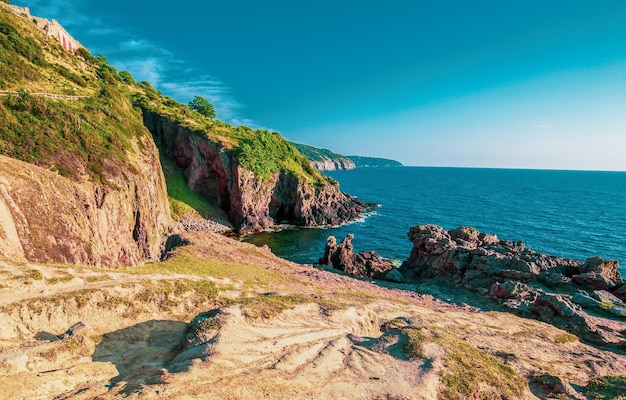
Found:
[188,95,216,119]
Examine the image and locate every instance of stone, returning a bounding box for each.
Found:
[320,234,393,279]
[571,293,601,309]
[592,290,625,306]
[59,322,89,340]
[538,268,571,287]
[532,373,585,400]
[574,258,623,290]
[573,272,616,291]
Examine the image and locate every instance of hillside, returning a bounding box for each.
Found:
[290,142,356,171]
[291,142,403,171]
[0,2,368,265]
[348,155,403,168]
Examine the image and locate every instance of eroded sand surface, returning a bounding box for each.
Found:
[0,231,624,399]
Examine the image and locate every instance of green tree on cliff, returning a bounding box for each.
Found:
[188,95,216,119]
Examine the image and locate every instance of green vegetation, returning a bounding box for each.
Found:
[347,155,403,168]
[0,9,149,184]
[238,293,346,320]
[396,324,525,400]
[235,130,323,182]
[161,155,216,220]
[587,375,626,400]
[188,95,215,119]
[107,247,297,289]
[290,141,351,164]
[27,268,43,280]
[554,332,578,344]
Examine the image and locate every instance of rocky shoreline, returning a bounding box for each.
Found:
[143,111,371,233]
[320,224,626,349]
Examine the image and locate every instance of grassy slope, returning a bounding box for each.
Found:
[290,141,350,163]
[347,155,403,167]
[0,5,328,214]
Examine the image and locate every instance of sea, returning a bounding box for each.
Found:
[243,167,626,274]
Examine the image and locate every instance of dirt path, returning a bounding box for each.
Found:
[0,230,625,399]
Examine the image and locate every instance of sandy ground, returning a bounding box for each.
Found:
[0,230,625,399]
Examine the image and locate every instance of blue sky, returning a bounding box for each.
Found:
[22,0,626,170]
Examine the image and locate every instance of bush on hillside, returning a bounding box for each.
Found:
[188,95,216,119]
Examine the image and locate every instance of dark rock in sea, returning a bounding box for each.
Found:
[400,224,626,346]
[319,234,395,279]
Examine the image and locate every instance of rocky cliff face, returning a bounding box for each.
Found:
[143,111,369,232]
[311,158,356,171]
[0,136,171,266]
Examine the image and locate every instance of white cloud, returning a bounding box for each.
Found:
[24,0,263,129]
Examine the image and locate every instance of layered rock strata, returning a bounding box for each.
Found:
[400,224,626,346]
[0,139,171,266]
[143,111,369,232]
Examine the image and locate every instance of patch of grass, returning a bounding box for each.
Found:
[84,274,111,283]
[554,333,578,344]
[239,294,346,320]
[587,375,626,400]
[135,279,220,311]
[402,327,427,359]
[97,296,133,309]
[397,324,525,400]
[114,247,298,289]
[160,155,215,219]
[46,272,74,284]
[27,269,43,280]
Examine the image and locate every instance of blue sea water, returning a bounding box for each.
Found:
[244,167,626,274]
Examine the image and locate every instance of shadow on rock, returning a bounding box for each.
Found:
[93,319,187,395]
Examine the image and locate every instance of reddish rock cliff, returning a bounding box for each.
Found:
[143,111,370,232]
[0,137,171,266]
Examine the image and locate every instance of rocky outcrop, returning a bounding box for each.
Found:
[400,224,626,346]
[143,111,370,232]
[319,234,399,280]
[310,158,356,171]
[0,137,171,266]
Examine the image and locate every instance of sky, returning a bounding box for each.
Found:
[21,0,626,171]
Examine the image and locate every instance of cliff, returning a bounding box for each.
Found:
[0,147,170,266]
[290,142,356,171]
[348,155,403,168]
[143,111,369,232]
[0,7,171,265]
[290,142,403,171]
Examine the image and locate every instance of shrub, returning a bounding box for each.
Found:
[118,70,135,85]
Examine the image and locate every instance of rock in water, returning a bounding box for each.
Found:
[319,234,395,279]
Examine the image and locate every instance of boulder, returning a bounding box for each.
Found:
[319,234,393,279]
[573,258,623,290]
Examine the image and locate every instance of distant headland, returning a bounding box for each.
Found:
[290,142,403,171]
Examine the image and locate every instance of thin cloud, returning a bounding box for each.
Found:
[24,0,264,129]
[26,0,91,27]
